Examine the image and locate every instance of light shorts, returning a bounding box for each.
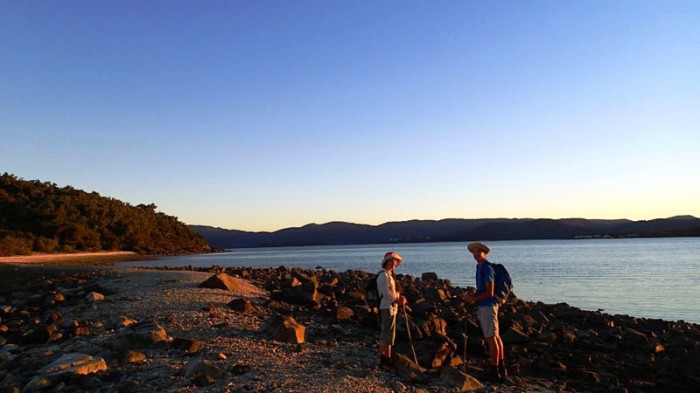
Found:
[477,304,500,338]
[379,308,397,345]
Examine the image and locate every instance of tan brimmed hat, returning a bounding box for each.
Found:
[467,242,490,255]
[382,251,403,267]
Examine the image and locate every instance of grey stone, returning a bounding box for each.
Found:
[440,366,484,391]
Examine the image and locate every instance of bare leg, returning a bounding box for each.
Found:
[496,334,504,360]
[484,336,501,366]
[378,342,392,358]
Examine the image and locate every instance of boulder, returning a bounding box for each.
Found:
[228,298,258,314]
[198,273,243,291]
[278,284,320,306]
[393,353,425,381]
[417,314,447,337]
[682,348,700,376]
[586,313,612,328]
[282,277,302,289]
[502,326,530,345]
[622,328,648,347]
[183,359,225,385]
[335,306,354,321]
[22,324,58,344]
[122,350,146,364]
[440,366,484,392]
[423,288,448,303]
[117,320,169,349]
[40,353,107,377]
[261,315,305,344]
[414,339,454,369]
[291,270,319,288]
[172,337,204,355]
[350,305,372,324]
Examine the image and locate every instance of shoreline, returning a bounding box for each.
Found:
[1,263,698,392]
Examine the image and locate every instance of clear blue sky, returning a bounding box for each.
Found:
[2,1,699,231]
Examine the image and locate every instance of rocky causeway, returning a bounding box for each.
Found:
[0,263,698,392]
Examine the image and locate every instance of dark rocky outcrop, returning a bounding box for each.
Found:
[195,265,700,393]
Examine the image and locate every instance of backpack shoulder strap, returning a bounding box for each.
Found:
[480,261,494,282]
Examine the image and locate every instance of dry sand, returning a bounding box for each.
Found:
[0,251,139,263]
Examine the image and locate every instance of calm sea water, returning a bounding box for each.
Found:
[122,237,700,323]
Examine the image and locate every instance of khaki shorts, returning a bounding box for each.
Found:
[379,309,397,345]
[478,304,500,338]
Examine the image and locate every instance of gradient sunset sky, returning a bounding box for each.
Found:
[2,1,698,231]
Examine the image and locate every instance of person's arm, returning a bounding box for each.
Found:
[465,281,494,304]
[390,276,406,305]
[463,265,495,304]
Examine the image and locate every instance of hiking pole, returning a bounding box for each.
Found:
[458,294,469,372]
[402,303,419,365]
[462,332,468,372]
[462,314,469,372]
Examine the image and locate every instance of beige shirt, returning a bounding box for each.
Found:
[377,270,399,315]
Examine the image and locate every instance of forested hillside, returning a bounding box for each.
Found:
[0,173,212,256]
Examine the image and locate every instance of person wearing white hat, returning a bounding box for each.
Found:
[377,251,407,370]
[463,242,506,382]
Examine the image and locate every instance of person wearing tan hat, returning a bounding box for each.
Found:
[463,242,506,382]
[376,251,407,370]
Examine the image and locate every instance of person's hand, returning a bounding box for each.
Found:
[462,293,475,304]
[397,296,407,306]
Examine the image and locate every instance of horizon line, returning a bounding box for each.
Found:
[190,214,699,233]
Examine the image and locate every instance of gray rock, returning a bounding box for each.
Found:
[21,376,52,392]
[440,366,484,392]
[183,358,225,380]
[40,353,108,377]
[502,326,530,345]
[117,320,169,349]
[423,288,448,302]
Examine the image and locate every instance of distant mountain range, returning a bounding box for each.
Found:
[191,215,700,249]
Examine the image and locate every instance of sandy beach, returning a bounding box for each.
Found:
[0,251,139,263]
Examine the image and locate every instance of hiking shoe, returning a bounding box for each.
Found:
[499,360,508,378]
[482,366,502,382]
[378,356,395,372]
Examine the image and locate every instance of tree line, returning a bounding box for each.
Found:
[0,173,213,256]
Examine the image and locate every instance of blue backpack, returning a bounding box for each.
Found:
[482,262,513,305]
